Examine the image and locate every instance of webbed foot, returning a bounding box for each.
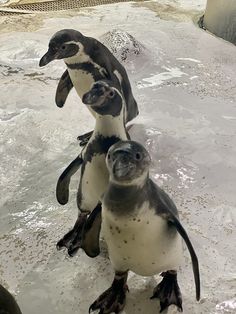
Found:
[77,131,93,146]
[89,271,128,314]
[56,213,88,255]
[150,270,183,313]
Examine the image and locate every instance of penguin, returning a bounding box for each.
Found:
[85,140,200,313]
[39,29,138,145]
[56,80,129,256]
[0,284,22,314]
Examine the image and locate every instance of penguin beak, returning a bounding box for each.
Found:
[112,155,134,179]
[82,87,106,106]
[39,49,57,67]
[82,90,100,106]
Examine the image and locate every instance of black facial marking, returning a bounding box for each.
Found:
[58,43,79,58]
[91,92,122,117]
[83,79,123,117]
[51,29,84,46]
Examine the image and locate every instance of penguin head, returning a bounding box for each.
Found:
[82,81,123,117]
[39,29,83,66]
[106,140,151,185]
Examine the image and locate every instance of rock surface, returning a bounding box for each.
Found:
[100,29,145,62]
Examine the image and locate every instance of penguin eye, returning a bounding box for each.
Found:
[135,152,142,161]
[61,45,66,50]
[108,90,115,98]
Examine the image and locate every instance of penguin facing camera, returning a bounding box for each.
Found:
[56,80,129,257]
[83,140,201,313]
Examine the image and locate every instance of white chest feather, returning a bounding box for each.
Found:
[80,154,109,210]
[64,44,106,99]
[67,68,95,98]
[102,202,183,276]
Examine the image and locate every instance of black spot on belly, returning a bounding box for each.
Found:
[137,219,141,222]
[116,226,121,234]
[147,221,150,224]
[124,240,128,244]
[110,225,113,230]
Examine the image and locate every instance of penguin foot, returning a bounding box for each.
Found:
[150,270,183,313]
[89,271,128,314]
[56,213,88,255]
[77,130,93,146]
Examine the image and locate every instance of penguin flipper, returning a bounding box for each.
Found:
[56,155,83,205]
[81,203,102,258]
[152,182,200,301]
[167,214,201,302]
[55,70,73,107]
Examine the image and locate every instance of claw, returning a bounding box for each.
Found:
[68,244,80,257]
[56,240,66,250]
